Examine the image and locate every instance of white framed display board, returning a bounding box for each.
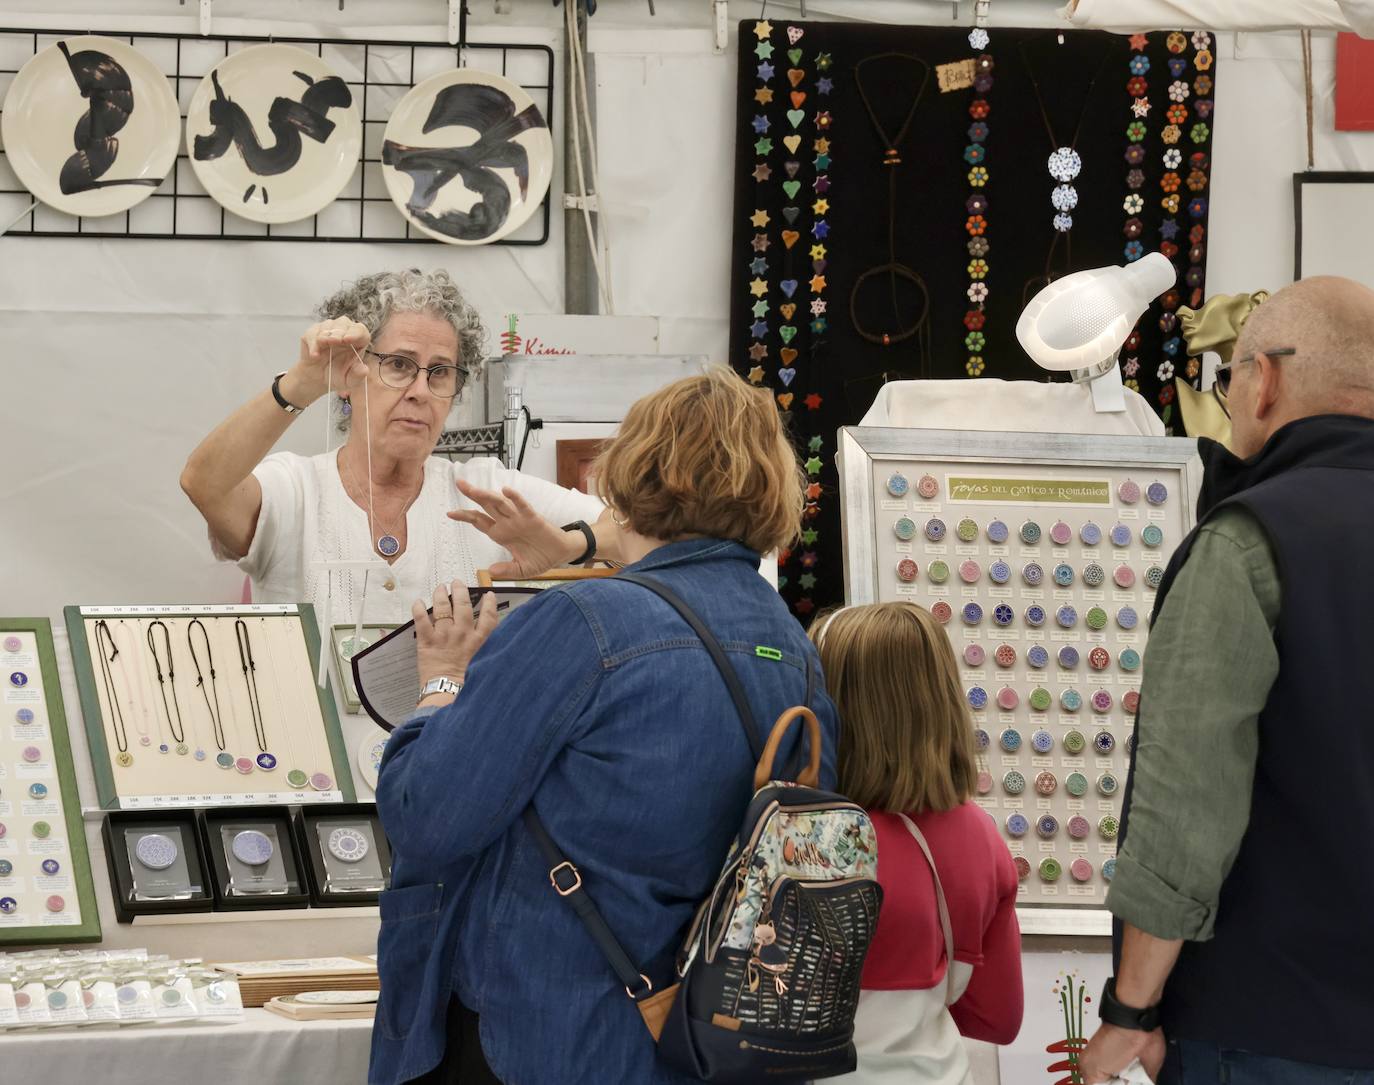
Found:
[65,605,355,811]
[838,427,1202,936]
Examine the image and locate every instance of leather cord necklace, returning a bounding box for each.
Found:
[187,618,231,768]
[1018,39,1116,307]
[848,54,932,369]
[235,618,276,771]
[145,620,188,756]
[93,619,133,768]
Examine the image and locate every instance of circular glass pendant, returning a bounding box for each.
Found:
[256,753,278,771]
[194,749,207,761]
[1051,184,1079,211]
[175,743,189,756]
[886,472,910,498]
[216,752,235,770]
[234,757,254,775]
[231,829,274,867]
[287,769,310,789]
[139,736,151,747]
[1053,212,1074,233]
[377,534,401,557]
[1048,147,1082,182]
[327,827,370,864]
[116,752,134,768]
[135,833,179,871]
[310,771,335,792]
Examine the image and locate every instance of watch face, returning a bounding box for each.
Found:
[134,832,179,871]
[230,829,275,867]
[326,826,370,864]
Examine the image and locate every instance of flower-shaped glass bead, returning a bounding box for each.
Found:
[974,72,993,93]
[1127,168,1145,190]
[970,98,990,120]
[1168,31,1187,53]
[1124,194,1144,215]
[968,165,989,187]
[1160,311,1178,334]
[1195,74,1213,95]
[1189,196,1209,220]
[1124,217,1144,241]
[965,356,985,377]
[1127,120,1148,142]
[1163,336,1182,357]
[966,193,989,216]
[966,215,987,236]
[968,121,990,143]
[1167,103,1188,125]
[1187,169,1208,192]
[1124,240,1144,262]
[1191,122,1211,144]
[1052,184,1079,211]
[1162,124,1182,145]
[965,331,986,352]
[1129,55,1150,76]
[1196,98,1214,119]
[968,282,989,303]
[968,235,990,257]
[1125,144,1146,166]
[1191,151,1211,171]
[1125,378,1140,392]
[1158,360,1175,381]
[1161,193,1181,215]
[1123,357,1140,378]
[1186,356,1200,379]
[964,144,986,166]
[1127,76,1148,99]
[1161,240,1180,260]
[1161,172,1181,193]
[1192,30,1212,49]
[1169,80,1190,102]
[964,309,986,331]
[967,259,989,281]
[1125,330,1141,352]
[1164,148,1183,169]
[1190,224,1206,244]
[969,27,991,50]
[1048,147,1082,181]
[1160,384,1176,406]
[1053,212,1074,233]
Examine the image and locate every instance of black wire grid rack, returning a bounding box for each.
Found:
[0,28,555,244]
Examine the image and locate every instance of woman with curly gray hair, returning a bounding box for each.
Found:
[182,268,616,622]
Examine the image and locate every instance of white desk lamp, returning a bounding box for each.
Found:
[1015,251,1176,413]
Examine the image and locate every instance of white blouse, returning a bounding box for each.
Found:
[234,448,604,623]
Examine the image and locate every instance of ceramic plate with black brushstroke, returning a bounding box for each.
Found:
[380,68,553,246]
[0,35,180,218]
[185,44,361,225]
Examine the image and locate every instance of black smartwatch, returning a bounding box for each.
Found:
[1099,977,1161,1032]
[562,520,596,566]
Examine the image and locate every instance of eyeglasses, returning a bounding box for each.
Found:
[365,348,468,399]
[1211,347,1296,418]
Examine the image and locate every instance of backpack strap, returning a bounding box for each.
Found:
[896,813,959,1007]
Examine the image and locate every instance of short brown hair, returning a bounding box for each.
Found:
[810,603,977,813]
[594,366,805,554]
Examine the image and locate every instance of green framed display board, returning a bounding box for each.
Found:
[65,604,355,811]
[0,618,102,944]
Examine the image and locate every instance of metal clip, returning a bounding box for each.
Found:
[562,193,600,212]
[713,0,729,54]
[200,0,211,36]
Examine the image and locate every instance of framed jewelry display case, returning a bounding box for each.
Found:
[66,605,355,810]
[201,805,309,910]
[330,624,399,714]
[101,809,213,923]
[0,618,102,944]
[294,803,391,906]
[838,428,1202,936]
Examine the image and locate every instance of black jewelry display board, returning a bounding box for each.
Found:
[102,810,215,923]
[201,806,310,910]
[728,22,1219,620]
[293,803,392,907]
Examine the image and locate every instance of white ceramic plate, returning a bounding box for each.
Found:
[0,35,179,218]
[357,731,387,792]
[380,68,553,245]
[185,44,361,225]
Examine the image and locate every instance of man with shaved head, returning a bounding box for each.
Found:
[1081,276,1374,1085]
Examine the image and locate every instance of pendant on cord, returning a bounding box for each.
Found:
[377,534,400,557]
[1048,147,1082,232]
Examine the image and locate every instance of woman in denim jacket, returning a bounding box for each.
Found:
[371,367,839,1085]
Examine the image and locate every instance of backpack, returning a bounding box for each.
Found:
[524,573,883,1082]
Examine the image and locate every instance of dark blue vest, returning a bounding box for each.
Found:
[1118,414,1374,1068]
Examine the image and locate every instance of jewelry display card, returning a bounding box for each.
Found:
[203,807,308,909]
[65,604,355,810]
[0,619,101,944]
[101,809,213,923]
[295,803,391,905]
[838,428,1202,936]
[330,624,398,713]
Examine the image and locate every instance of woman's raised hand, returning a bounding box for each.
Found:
[287,317,372,405]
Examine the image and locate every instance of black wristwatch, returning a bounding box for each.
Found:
[1099,977,1161,1032]
[271,371,304,415]
[562,520,596,565]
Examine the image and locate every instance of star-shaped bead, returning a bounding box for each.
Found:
[748,277,768,298]
[751,233,769,252]
[754,87,774,105]
[804,456,822,474]
[747,365,764,384]
[816,76,833,94]
[809,243,827,260]
[799,573,817,590]
[1130,33,1149,50]
[752,114,770,133]
[800,550,819,568]
[805,392,823,410]
[809,273,827,293]
[812,198,829,215]
[805,482,822,500]
[754,19,773,39]
[812,221,829,239]
[810,318,828,334]
[752,302,770,320]
[794,598,815,615]
[1160,219,1180,240]
[748,257,767,275]
[1132,97,1152,118]
[813,174,830,194]
[750,209,770,228]
[757,62,775,81]
[748,341,768,361]
[754,137,773,156]
[813,137,830,154]
[749,319,768,337]
[751,162,772,182]
[755,41,774,59]
[807,435,823,453]
[816,52,833,70]
[810,298,827,316]
[801,527,819,544]
[814,153,831,169]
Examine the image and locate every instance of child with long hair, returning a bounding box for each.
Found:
[812,602,1023,1084]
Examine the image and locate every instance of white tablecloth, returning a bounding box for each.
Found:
[0,1008,373,1085]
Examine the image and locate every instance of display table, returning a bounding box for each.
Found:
[0,1008,374,1084]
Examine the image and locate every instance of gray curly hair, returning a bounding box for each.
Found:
[316,268,487,431]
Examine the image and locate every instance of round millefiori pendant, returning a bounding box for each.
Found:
[158,743,169,754]
[116,752,134,768]
[256,752,277,771]
[234,756,254,775]
[139,736,151,747]
[377,534,400,557]
[216,752,235,770]
[309,771,334,792]
[286,769,309,789]
[175,743,189,756]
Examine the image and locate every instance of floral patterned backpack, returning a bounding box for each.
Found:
[525,574,883,1082]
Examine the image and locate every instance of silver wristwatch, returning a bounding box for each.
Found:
[417,676,464,704]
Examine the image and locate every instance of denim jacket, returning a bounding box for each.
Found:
[370,539,838,1085]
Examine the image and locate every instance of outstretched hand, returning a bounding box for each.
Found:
[448,479,581,578]
[412,579,499,689]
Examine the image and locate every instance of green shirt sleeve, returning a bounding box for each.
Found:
[1107,506,1281,942]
